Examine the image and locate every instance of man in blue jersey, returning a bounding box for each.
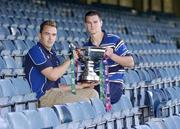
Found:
[25,20,98,107]
[84,10,134,104]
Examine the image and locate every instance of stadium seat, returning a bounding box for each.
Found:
[23,109,44,129]
[13,39,28,55]
[135,125,151,129]
[162,116,178,129]
[0,115,10,129]
[1,40,20,56]
[146,121,161,129]
[2,56,24,76]
[7,112,30,129]
[10,78,38,109]
[0,56,12,77]
[38,107,60,128]
[0,97,12,118]
[0,26,11,40]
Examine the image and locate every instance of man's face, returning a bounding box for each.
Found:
[85,15,102,35]
[39,25,57,51]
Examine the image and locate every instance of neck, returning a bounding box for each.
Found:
[90,31,104,47]
[44,46,51,52]
[40,41,51,52]
[46,48,51,52]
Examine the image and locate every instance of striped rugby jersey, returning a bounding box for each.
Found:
[84,30,131,83]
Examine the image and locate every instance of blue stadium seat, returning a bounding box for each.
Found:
[135,125,151,129]
[0,97,12,118]
[2,56,24,76]
[78,101,97,128]
[60,75,72,85]
[1,40,20,56]
[23,109,44,129]
[38,107,60,128]
[90,98,112,129]
[0,26,11,40]
[162,116,178,129]
[57,29,66,42]
[146,121,161,129]
[7,112,30,129]
[26,28,38,41]
[9,26,23,40]
[24,40,36,50]
[13,39,28,55]
[10,78,38,109]
[0,115,10,129]
[0,56,12,77]
[0,79,26,111]
[10,78,31,95]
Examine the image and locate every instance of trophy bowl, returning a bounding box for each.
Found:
[78,47,105,82]
[78,47,105,62]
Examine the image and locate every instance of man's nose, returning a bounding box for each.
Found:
[49,35,53,40]
[91,23,94,28]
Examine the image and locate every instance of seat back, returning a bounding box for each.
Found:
[0,116,10,129]
[7,112,30,129]
[10,78,31,95]
[38,107,60,128]
[79,101,96,120]
[135,125,151,129]
[90,97,106,116]
[53,104,72,124]
[0,79,16,97]
[163,117,178,129]
[23,109,44,129]
[66,102,85,122]
[146,121,161,129]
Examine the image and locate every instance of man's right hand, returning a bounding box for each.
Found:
[69,50,79,60]
[59,81,99,92]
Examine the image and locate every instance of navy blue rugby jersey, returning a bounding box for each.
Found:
[25,42,61,99]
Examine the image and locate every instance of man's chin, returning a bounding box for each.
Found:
[90,32,96,35]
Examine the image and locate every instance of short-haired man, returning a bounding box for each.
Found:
[25,20,99,107]
[84,10,134,104]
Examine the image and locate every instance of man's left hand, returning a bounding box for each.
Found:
[104,47,114,58]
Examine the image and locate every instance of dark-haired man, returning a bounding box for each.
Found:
[25,20,99,107]
[84,10,134,104]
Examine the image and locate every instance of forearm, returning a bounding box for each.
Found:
[52,59,71,79]
[58,84,83,92]
[42,59,71,81]
[110,53,134,67]
[58,82,98,92]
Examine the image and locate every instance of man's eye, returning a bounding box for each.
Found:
[44,32,49,35]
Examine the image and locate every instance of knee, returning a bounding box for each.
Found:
[90,89,99,98]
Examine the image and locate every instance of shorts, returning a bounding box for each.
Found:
[94,82,123,104]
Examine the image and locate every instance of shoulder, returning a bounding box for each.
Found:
[28,44,43,55]
[28,44,47,64]
[106,33,121,43]
[107,33,120,39]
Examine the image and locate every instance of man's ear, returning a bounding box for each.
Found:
[100,20,103,27]
[101,20,103,25]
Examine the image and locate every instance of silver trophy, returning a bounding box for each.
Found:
[78,47,105,82]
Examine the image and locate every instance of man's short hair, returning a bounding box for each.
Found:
[84,10,102,22]
[40,20,57,33]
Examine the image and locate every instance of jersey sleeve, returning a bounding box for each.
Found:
[28,46,53,71]
[114,39,131,56]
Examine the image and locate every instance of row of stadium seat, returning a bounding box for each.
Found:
[1,95,139,129]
